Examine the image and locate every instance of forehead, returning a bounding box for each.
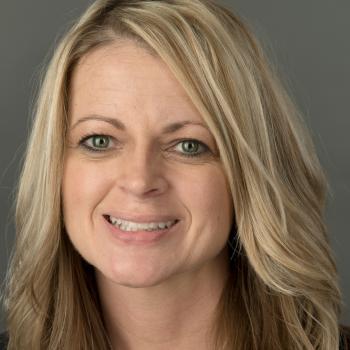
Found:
[73,40,173,89]
[69,41,202,124]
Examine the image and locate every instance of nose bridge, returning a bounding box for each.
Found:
[117,137,166,196]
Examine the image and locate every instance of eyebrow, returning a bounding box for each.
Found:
[70,115,210,133]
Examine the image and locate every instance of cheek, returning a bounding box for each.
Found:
[174,165,233,268]
[183,166,232,216]
[208,169,233,219]
[205,173,233,240]
[61,157,111,226]
[176,165,233,236]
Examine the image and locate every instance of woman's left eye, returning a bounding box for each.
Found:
[79,135,114,152]
[172,139,210,158]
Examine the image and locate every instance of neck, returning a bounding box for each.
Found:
[96,249,230,350]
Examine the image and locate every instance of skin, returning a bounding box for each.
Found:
[62,40,234,350]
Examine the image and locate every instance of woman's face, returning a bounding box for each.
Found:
[62,41,234,287]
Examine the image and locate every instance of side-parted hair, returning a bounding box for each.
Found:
[3,0,344,348]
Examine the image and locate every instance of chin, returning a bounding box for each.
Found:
[98,261,175,289]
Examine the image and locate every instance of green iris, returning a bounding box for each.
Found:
[182,140,199,154]
[92,135,110,149]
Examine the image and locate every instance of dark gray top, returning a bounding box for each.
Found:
[0,328,349,349]
[0,333,8,350]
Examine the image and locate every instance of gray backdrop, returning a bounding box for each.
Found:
[0,0,349,332]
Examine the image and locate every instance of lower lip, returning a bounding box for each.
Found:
[104,218,180,245]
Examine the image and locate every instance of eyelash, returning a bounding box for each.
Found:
[77,134,210,158]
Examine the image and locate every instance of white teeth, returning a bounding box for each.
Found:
[108,216,177,232]
[110,217,118,225]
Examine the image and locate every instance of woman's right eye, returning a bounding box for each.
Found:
[79,134,114,152]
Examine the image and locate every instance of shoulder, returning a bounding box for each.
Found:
[0,332,8,350]
[340,325,350,350]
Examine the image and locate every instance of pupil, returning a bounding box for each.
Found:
[94,136,108,148]
[184,141,198,153]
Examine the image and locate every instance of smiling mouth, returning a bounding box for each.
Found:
[104,215,179,232]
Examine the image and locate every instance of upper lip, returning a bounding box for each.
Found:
[104,213,180,224]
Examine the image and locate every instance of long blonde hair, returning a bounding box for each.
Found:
[3,0,343,348]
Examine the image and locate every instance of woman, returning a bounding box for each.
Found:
[1,0,349,348]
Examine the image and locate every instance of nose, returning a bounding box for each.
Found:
[115,143,168,198]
